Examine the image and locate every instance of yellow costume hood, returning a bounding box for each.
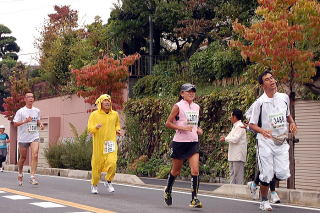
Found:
[95,94,112,112]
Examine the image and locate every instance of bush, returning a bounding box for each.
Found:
[45,124,92,170]
[189,41,246,82]
[121,83,259,182]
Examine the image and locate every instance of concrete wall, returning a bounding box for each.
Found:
[33,94,93,138]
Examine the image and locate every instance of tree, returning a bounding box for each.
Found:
[72,54,140,109]
[230,0,320,188]
[107,0,257,59]
[0,24,20,60]
[230,0,320,101]
[1,62,30,120]
[36,5,81,91]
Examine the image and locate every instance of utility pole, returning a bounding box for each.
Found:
[149,15,153,75]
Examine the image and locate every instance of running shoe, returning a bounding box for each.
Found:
[91,185,98,194]
[247,181,259,200]
[189,198,202,208]
[29,176,39,185]
[0,167,3,172]
[18,173,23,186]
[270,192,280,203]
[104,182,115,192]
[163,188,172,206]
[260,200,272,211]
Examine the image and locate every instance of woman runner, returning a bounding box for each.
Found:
[163,83,203,208]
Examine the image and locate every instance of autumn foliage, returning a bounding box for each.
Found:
[1,64,30,121]
[72,54,140,110]
[230,0,320,89]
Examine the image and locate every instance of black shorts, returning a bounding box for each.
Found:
[170,141,199,160]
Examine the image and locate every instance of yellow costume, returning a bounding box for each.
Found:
[88,94,120,185]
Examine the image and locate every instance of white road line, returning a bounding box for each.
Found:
[3,195,32,200]
[30,201,66,208]
[6,171,320,212]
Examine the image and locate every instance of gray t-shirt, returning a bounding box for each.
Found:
[13,106,41,143]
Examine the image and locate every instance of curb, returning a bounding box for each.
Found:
[3,164,319,208]
[3,164,144,185]
[212,184,320,208]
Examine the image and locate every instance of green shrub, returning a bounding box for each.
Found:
[121,84,258,182]
[189,41,246,82]
[45,124,92,170]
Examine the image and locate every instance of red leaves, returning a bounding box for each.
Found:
[72,54,140,110]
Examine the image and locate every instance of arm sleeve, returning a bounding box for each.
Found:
[13,110,21,123]
[87,113,97,134]
[285,94,290,116]
[225,126,246,144]
[249,101,262,125]
[115,112,121,131]
[6,133,9,140]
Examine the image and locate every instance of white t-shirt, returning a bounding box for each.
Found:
[13,106,41,143]
[249,92,290,141]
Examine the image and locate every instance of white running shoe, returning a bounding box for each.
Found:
[247,181,259,200]
[29,176,39,185]
[91,185,98,194]
[104,182,115,192]
[270,192,280,203]
[260,200,272,211]
[0,167,3,172]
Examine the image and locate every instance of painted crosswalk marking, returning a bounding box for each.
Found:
[3,195,32,200]
[30,201,66,208]
[0,188,116,213]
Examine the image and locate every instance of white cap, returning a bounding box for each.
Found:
[0,125,5,129]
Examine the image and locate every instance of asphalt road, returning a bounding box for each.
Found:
[0,171,319,213]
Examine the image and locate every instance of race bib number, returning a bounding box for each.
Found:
[185,111,199,126]
[0,140,6,146]
[269,112,286,129]
[27,122,38,133]
[103,141,115,154]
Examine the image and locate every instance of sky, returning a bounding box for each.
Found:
[0,0,118,65]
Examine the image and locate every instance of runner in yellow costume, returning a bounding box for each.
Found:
[88,94,121,194]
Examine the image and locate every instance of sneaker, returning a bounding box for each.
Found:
[270,192,280,203]
[0,167,3,172]
[18,174,23,186]
[163,188,172,206]
[29,176,39,185]
[260,200,272,211]
[189,198,203,208]
[91,185,98,194]
[104,182,115,192]
[247,181,259,200]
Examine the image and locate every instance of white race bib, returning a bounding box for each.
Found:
[0,140,6,146]
[185,111,199,126]
[269,112,286,129]
[103,141,116,154]
[27,122,38,133]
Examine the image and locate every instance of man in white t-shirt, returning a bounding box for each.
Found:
[249,70,297,211]
[13,92,44,186]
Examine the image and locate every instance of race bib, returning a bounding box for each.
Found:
[103,141,116,154]
[185,111,199,126]
[0,140,6,146]
[269,112,286,129]
[27,122,38,133]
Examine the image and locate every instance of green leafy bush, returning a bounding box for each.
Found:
[121,83,259,182]
[189,41,246,82]
[45,124,92,170]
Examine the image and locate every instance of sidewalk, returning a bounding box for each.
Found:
[4,164,320,209]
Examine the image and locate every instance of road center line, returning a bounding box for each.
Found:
[0,188,116,213]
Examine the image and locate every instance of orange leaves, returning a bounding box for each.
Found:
[72,54,140,110]
[230,0,319,87]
